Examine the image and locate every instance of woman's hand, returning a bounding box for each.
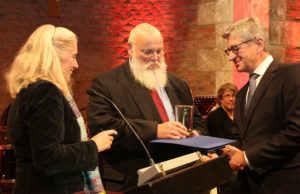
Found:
[91,129,118,152]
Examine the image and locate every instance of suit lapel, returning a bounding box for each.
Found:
[234,85,248,138]
[245,61,278,130]
[120,62,162,122]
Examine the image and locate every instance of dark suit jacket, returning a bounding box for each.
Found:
[7,80,98,194]
[206,107,234,139]
[87,61,207,191]
[233,61,300,194]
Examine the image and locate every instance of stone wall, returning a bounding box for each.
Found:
[0,0,299,117]
[195,0,234,95]
[270,0,300,63]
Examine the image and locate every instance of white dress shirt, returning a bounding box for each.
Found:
[244,55,273,169]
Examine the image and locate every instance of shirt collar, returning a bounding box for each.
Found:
[253,55,273,77]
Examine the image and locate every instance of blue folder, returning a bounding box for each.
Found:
[150,136,237,151]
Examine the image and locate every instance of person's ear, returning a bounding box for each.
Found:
[128,43,133,56]
[254,37,265,53]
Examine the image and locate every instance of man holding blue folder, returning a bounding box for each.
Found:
[221,17,300,194]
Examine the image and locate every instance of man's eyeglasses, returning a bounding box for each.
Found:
[141,48,164,57]
[222,94,236,99]
[132,44,164,57]
[224,38,255,56]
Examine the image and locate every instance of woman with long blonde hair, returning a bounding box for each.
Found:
[6,24,117,194]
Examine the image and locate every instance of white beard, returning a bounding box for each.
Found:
[130,56,167,90]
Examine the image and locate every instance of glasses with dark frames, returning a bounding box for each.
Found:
[224,38,255,56]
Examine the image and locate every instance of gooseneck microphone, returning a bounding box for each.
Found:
[86,89,155,166]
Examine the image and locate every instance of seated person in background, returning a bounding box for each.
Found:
[206,83,238,194]
[87,23,209,192]
[206,83,237,139]
[6,24,117,194]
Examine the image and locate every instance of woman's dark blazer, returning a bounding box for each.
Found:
[7,80,98,194]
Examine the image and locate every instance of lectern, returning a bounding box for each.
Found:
[125,155,233,194]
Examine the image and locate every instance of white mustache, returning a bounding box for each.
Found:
[146,61,160,68]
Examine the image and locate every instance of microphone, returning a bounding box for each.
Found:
[86,89,155,166]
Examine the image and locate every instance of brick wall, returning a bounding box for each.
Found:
[0,0,299,118]
[196,0,233,94]
[0,0,213,117]
[0,0,101,116]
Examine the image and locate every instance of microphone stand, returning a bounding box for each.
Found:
[87,89,155,166]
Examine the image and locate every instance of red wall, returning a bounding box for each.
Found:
[0,0,207,116]
[232,0,270,89]
[286,0,300,63]
[0,0,299,118]
[232,0,300,89]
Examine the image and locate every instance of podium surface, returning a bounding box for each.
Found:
[126,156,233,194]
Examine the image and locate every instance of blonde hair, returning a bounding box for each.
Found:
[222,17,270,52]
[6,24,77,98]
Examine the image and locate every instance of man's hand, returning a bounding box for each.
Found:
[201,153,219,162]
[157,121,190,139]
[221,145,247,170]
[190,130,199,136]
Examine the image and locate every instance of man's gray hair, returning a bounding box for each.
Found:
[222,17,270,52]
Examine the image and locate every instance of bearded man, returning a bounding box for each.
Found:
[87,23,207,192]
